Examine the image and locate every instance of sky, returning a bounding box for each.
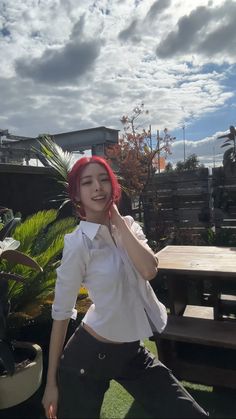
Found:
[0,0,236,168]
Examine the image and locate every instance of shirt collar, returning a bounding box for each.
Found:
[79,220,102,241]
[79,220,119,244]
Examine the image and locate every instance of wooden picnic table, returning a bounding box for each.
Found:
[156,245,236,316]
[156,245,236,278]
[153,245,236,389]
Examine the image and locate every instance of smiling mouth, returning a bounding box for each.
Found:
[92,196,106,201]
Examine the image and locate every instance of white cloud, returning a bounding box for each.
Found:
[166,126,236,169]
[0,0,235,168]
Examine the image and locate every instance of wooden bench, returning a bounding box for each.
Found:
[183,304,214,320]
[155,315,236,349]
[152,314,236,389]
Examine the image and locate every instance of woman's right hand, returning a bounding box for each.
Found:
[42,383,59,419]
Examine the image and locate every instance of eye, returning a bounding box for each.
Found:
[81,181,92,186]
[101,177,110,182]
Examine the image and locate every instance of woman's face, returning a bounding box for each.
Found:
[77,163,112,220]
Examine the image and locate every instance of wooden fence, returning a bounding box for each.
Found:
[0,164,62,217]
[132,167,236,246]
[1,164,236,245]
[212,166,236,229]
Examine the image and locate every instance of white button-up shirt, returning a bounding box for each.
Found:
[52,216,167,342]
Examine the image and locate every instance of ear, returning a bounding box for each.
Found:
[75,193,80,202]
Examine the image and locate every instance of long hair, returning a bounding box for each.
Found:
[68,156,121,218]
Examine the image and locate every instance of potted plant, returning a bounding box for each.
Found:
[0,233,43,409]
[0,208,77,346]
[0,207,76,409]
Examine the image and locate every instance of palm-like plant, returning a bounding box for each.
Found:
[0,225,43,375]
[218,125,236,167]
[3,209,77,315]
[0,203,78,377]
[34,135,76,211]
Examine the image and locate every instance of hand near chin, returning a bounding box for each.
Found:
[109,202,122,225]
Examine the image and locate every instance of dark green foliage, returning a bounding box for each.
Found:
[0,215,42,376]
[0,209,77,376]
[218,125,236,167]
[202,227,236,247]
[164,162,174,172]
[5,210,77,313]
[175,154,204,172]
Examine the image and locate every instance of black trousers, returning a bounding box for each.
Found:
[57,326,208,419]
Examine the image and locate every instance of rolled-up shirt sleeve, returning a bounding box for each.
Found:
[124,216,149,246]
[52,232,86,320]
[128,217,158,268]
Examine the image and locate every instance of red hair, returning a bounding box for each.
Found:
[68,156,121,217]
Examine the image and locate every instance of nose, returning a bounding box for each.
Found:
[94,179,102,191]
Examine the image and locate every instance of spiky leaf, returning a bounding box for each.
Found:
[13,210,58,254]
[35,135,76,181]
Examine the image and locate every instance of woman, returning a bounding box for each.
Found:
[42,156,208,418]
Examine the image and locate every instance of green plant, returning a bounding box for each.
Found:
[34,135,76,212]
[0,225,42,375]
[202,227,236,247]
[175,154,205,172]
[164,162,174,172]
[0,207,20,234]
[5,209,77,317]
[0,208,78,375]
[218,125,236,167]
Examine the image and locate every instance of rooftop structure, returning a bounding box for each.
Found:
[0,126,119,164]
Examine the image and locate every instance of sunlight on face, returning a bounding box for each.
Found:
[77,163,112,220]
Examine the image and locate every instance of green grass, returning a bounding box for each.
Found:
[101,340,236,419]
[101,340,156,419]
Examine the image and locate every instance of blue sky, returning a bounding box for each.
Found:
[0,0,236,167]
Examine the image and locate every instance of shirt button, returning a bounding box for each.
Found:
[80,369,85,374]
